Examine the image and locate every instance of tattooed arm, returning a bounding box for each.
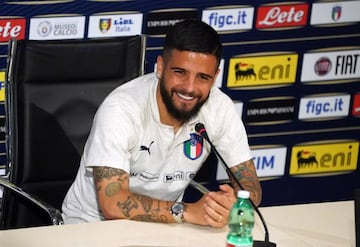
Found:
[228,159,262,206]
[93,166,175,223]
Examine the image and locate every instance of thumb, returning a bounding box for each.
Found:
[219,184,234,195]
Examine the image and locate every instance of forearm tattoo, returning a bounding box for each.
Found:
[229,160,262,206]
[93,167,169,222]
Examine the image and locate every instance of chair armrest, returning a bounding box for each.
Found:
[0,177,64,225]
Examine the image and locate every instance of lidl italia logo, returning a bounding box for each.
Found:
[290,141,359,175]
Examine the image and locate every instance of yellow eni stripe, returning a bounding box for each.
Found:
[290,141,359,175]
[227,54,298,88]
[0,72,5,102]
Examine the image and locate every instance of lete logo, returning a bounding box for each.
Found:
[0,19,26,41]
[256,4,308,29]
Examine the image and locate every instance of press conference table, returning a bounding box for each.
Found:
[0,200,355,247]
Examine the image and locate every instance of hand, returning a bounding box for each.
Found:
[203,184,236,228]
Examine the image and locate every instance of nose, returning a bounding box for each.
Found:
[182,74,196,92]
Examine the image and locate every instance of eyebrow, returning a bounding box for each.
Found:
[170,67,214,80]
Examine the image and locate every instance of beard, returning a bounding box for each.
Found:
[159,76,208,123]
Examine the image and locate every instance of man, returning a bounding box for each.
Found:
[62,19,262,228]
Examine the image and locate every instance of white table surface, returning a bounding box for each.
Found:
[0,200,355,247]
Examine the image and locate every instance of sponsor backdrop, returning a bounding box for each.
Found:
[0,0,359,206]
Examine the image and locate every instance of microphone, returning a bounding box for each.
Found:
[195,123,276,247]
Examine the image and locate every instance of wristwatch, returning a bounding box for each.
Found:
[170,202,185,223]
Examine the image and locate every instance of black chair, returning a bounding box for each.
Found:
[0,36,146,229]
[355,188,360,247]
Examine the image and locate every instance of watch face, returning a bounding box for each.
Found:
[173,203,184,212]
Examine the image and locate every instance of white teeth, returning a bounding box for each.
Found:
[177,92,194,100]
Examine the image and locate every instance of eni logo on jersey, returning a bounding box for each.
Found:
[227,53,298,88]
[289,141,359,175]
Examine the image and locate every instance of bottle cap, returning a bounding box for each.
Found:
[237,190,250,199]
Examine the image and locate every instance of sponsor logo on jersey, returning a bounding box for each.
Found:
[88,13,143,37]
[227,53,298,88]
[183,133,203,160]
[202,7,254,32]
[298,94,350,120]
[310,1,360,25]
[0,18,26,42]
[246,97,296,125]
[301,49,360,83]
[290,141,359,175]
[29,16,85,40]
[164,171,195,183]
[256,3,308,29]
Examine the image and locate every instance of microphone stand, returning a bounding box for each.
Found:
[196,124,276,247]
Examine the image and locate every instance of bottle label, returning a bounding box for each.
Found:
[226,243,253,247]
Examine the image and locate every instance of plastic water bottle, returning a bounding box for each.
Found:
[226,190,254,247]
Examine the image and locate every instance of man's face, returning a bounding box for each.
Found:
[156,49,219,123]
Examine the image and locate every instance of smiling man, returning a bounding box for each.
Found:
[62,19,262,228]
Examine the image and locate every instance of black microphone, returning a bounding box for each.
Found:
[195,123,276,247]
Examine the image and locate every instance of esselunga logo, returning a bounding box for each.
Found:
[226,53,298,88]
[289,141,359,175]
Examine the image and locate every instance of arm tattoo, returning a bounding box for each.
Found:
[136,195,153,212]
[105,182,121,197]
[117,196,139,217]
[93,166,127,182]
[230,160,262,206]
[93,166,169,222]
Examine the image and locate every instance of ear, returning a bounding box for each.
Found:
[156,55,164,77]
[211,68,220,87]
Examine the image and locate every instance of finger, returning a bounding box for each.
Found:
[219,183,233,194]
[208,191,236,210]
[204,212,227,228]
[204,197,229,224]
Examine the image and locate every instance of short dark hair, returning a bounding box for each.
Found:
[163,19,222,66]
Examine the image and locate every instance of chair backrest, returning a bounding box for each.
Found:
[1,36,145,229]
[355,188,360,247]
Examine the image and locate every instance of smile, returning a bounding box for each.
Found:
[176,92,195,101]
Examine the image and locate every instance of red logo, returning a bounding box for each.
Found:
[0,19,26,42]
[352,94,360,117]
[256,4,308,29]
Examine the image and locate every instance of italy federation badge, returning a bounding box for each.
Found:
[184,133,203,160]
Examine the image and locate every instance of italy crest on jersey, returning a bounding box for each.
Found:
[183,133,203,160]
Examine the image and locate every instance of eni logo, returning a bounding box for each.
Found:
[227,53,298,88]
[290,141,359,175]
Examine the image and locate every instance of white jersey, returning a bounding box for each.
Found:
[62,72,252,223]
